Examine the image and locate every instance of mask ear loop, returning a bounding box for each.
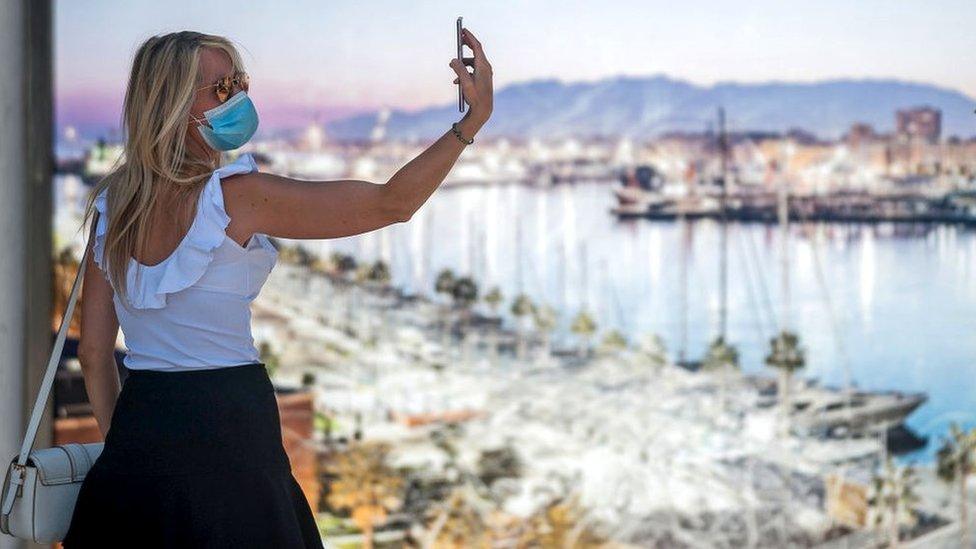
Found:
[189,113,210,129]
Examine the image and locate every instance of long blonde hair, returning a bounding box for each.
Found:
[80,31,247,310]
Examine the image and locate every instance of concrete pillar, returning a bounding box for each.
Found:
[0,12,30,547]
[1,0,53,547]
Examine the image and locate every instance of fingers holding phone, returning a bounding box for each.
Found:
[456,17,464,112]
[449,26,493,125]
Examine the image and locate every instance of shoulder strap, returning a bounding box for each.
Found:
[13,209,101,467]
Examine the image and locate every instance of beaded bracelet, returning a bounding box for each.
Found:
[451,122,474,145]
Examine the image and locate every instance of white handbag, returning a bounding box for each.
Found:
[1,210,105,543]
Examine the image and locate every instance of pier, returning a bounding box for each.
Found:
[613,191,976,226]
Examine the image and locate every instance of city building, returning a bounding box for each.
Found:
[845,122,877,148]
[896,106,942,144]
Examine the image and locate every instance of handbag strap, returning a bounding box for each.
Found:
[13,209,101,468]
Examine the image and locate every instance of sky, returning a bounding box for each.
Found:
[56,0,976,138]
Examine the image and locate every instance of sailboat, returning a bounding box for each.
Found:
[677,108,737,374]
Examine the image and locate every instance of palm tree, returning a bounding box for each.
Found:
[936,422,976,548]
[366,259,391,288]
[334,253,359,332]
[597,329,628,357]
[337,254,359,280]
[365,259,392,339]
[702,336,740,410]
[867,457,920,548]
[435,269,457,300]
[313,410,336,447]
[352,263,375,342]
[570,309,598,360]
[482,286,504,362]
[354,263,371,284]
[638,333,668,373]
[476,446,522,488]
[294,244,315,268]
[277,243,301,265]
[435,269,457,349]
[310,251,332,275]
[531,303,558,362]
[327,251,354,291]
[324,441,404,549]
[451,276,479,364]
[510,294,535,362]
[764,330,805,436]
[483,286,503,315]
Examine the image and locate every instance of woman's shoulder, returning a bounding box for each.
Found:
[202,153,260,212]
[211,153,270,239]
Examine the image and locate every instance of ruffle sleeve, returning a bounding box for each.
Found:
[122,153,259,310]
[92,186,109,272]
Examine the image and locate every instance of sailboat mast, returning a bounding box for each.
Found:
[778,147,791,330]
[678,220,689,365]
[515,211,524,294]
[467,214,476,275]
[718,107,729,340]
[579,241,588,309]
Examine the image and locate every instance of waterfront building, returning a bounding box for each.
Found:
[896,106,942,144]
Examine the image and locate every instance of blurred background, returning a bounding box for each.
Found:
[4,1,976,547]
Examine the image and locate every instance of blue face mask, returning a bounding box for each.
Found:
[192,90,259,151]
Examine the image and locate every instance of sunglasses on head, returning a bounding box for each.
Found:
[196,71,250,104]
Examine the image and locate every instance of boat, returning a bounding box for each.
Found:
[613,162,732,219]
[788,382,928,436]
[613,164,670,212]
[747,376,927,439]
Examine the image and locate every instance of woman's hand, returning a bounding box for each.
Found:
[450,28,493,127]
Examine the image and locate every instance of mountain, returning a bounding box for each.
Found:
[325,74,976,141]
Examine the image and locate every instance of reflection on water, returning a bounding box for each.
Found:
[311,181,976,463]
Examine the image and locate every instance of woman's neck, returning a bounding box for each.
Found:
[185,133,220,166]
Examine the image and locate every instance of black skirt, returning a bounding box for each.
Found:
[62,362,324,548]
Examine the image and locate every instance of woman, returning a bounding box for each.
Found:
[62,28,492,548]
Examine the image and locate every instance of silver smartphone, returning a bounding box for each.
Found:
[456,16,465,112]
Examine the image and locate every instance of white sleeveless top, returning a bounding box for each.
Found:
[92,153,278,372]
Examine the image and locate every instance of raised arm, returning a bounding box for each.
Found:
[223,27,493,242]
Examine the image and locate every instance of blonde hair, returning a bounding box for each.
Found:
[80,31,247,310]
